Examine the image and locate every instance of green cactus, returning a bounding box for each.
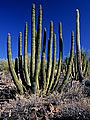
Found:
[35,30,37,56]
[34,5,42,91]
[41,28,46,90]
[76,9,84,82]
[58,31,74,92]
[71,58,75,79]
[19,55,27,86]
[24,22,31,86]
[15,57,19,78]
[18,32,22,57]
[31,4,36,90]
[7,4,83,95]
[74,52,78,80]
[51,22,63,92]
[45,21,53,91]
[85,60,89,76]
[47,33,56,93]
[7,33,24,94]
[81,49,87,75]
[18,32,25,85]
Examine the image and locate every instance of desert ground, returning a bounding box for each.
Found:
[0,72,90,120]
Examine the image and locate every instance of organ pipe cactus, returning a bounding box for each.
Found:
[85,60,89,76]
[76,9,84,82]
[34,5,42,91]
[24,22,31,86]
[31,4,35,90]
[7,4,76,95]
[7,34,24,94]
[15,58,19,78]
[71,58,75,79]
[58,31,74,92]
[41,28,47,90]
[73,52,78,80]
[45,21,53,91]
[18,32,25,86]
[18,32,22,57]
[51,22,63,92]
[47,33,56,93]
[81,49,87,75]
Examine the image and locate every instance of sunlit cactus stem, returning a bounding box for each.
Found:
[41,28,46,90]
[18,32,22,57]
[7,33,24,94]
[47,33,56,93]
[58,31,74,92]
[34,5,42,91]
[76,9,84,82]
[51,22,63,92]
[45,21,53,91]
[35,30,37,55]
[24,22,31,86]
[31,4,36,91]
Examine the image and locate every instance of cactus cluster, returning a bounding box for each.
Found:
[8,4,90,95]
[70,9,90,80]
[71,49,90,80]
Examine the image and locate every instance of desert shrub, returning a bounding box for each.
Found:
[0,59,9,73]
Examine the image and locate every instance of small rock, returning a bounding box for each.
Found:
[85,80,90,87]
[55,106,59,112]
[47,103,54,112]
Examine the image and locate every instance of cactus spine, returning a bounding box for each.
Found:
[34,5,42,91]
[7,34,24,94]
[76,9,84,82]
[24,22,31,86]
[58,31,74,92]
[47,33,56,93]
[45,21,53,91]
[51,22,63,91]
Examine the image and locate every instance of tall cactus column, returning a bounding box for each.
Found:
[24,22,31,86]
[47,33,56,93]
[58,31,74,92]
[76,9,84,82]
[41,28,47,90]
[51,22,63,92]
[34,5,42,92]
[31,4,36,92]
[7,34,24,94]
[18,32,26,87]
[45,21,53,91]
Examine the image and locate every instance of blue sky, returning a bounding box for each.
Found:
[0,0,90,60]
